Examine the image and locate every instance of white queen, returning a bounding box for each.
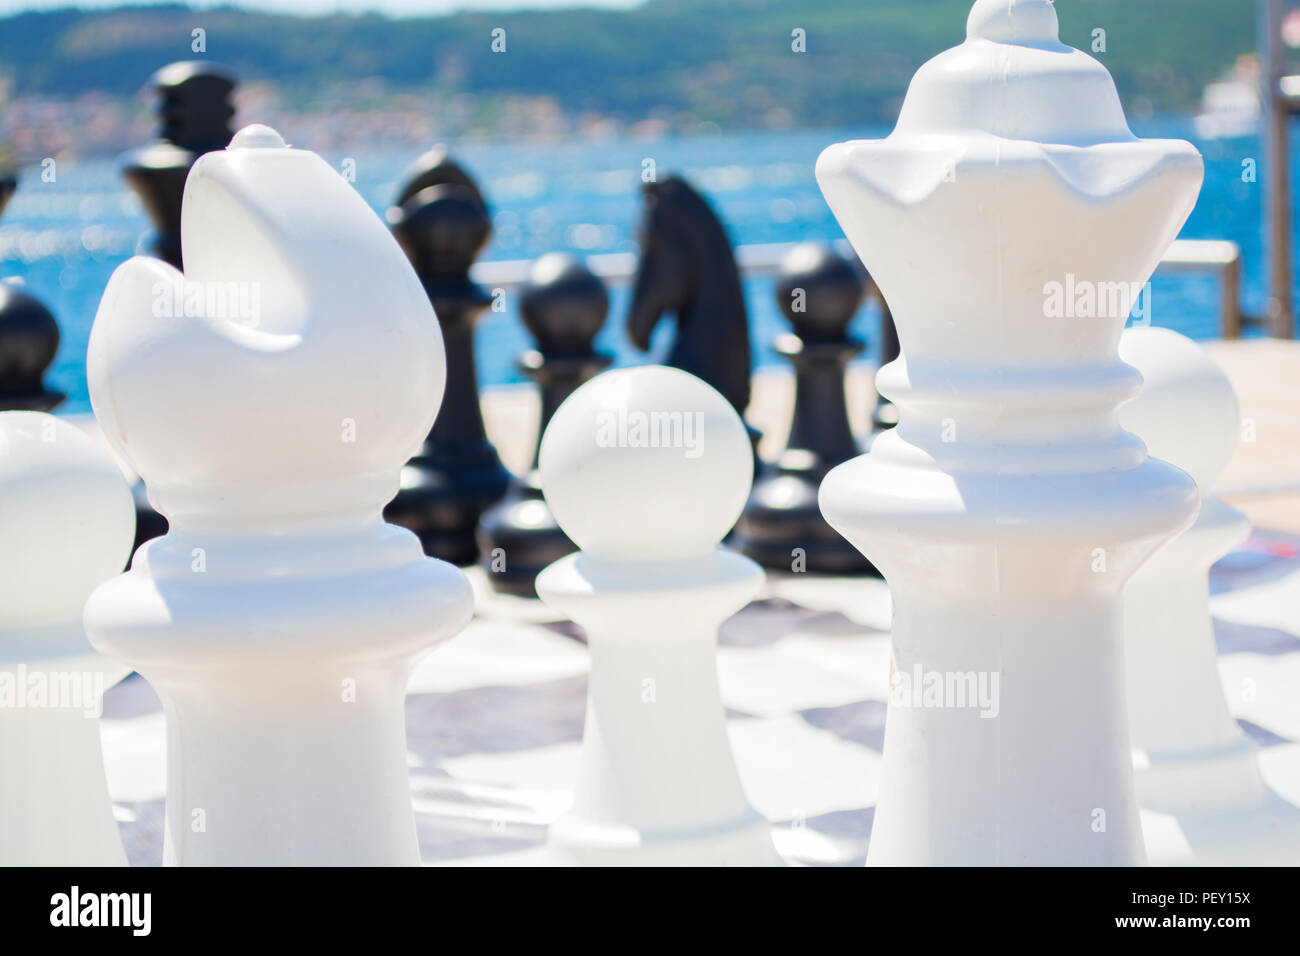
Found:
[817,0,1204,864]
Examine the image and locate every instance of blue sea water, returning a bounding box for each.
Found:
[0,119,1285,414]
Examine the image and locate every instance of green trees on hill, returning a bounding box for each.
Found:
[0,0,1258,130]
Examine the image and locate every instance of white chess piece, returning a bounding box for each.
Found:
[536,365,779,865]
[816,0,1203,864]
[82,124,474,866]
[1120,326,1300,865]
[0,411,135,866]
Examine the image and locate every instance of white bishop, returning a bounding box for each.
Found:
[83,124,474,866]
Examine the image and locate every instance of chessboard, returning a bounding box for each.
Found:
[98,525,1300,867]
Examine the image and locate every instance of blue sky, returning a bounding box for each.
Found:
[0,0,643,14]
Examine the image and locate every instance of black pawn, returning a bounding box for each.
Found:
[121,61,236,270]
[478,254,612,596]
[384,149,511,566]
[735,243,877,575]
[0,281,65,412]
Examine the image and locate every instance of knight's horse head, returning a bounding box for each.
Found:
[626,176,751,415]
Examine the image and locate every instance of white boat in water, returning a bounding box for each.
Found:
[1195,56,1261,140]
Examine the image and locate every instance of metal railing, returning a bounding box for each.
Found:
[472,237,1252,338]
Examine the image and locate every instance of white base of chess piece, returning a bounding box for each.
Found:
[89,553,467,867]
[815,0,1203,864]
[0,412,135,866]
[0,660,128,866]
[82,126,475,865]
[1120,327,1300,866]
[537,366,780,866]
[539,551,776,865]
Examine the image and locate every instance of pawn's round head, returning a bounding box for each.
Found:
[0,412,135,629]
[1119,327,1239,490]
[520,253,609,356]
[390,183,492,279]
[773,242,865,342]
[539,366,753,562]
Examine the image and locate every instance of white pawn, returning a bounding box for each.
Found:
[536,365,779,865]
[1120,326,1300,865]
[0,412,135,866]
[83,125,474,865]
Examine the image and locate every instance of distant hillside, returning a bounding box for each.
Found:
[0,0,1258,143]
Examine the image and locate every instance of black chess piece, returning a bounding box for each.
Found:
[627,175,759,452]
[384,148,511,566]
[0,280,65,412]
[477,253,612,596]
[734,242,878,575]
[121,61,236,270]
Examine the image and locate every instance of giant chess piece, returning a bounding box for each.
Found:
[735,242,875,575]
[385,147,511,566]
[120,61,236,553]
[627,176,757,446]
[477,253,611,596]
[121,61,236,270]
[0,279,65,412]
[83,125,474,866]
[537,366,780,866]
[1119,326,1300,865]
[0,411,135,865]
[817,0,1202,865]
